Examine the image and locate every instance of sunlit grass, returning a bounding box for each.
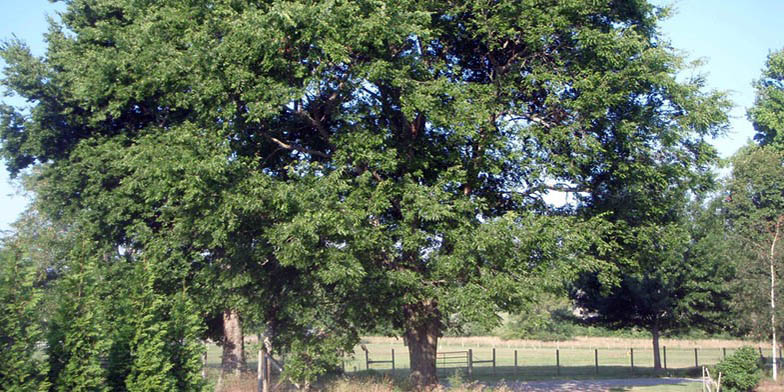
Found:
[202,335,769,390]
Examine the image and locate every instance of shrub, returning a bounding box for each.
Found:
[715,346,762,392]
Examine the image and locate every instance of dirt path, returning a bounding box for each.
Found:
[500,377,700,391]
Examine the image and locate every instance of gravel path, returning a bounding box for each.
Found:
[500,377,701,391]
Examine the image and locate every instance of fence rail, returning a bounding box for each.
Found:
[341,345,784,378]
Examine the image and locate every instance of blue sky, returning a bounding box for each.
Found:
[1,1,784,232]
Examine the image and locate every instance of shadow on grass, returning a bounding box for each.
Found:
[339,368,701,392]
[350,364,701,383]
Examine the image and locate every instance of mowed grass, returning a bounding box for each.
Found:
[204,335,769,385]
[341,336,765,381]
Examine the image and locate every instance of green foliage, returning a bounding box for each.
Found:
[46,249,108,392]
[571,212,733,335]
[723,145,784,340]
[0,0,731,385]
[0,243,49,392]
[715,346,762,392]
[497,296,578,341]
[126,282,205,392]
[750,48,784,147]
[445,369,469,389]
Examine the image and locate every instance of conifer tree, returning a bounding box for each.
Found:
[0,242,50,392]
[46,248,108,392]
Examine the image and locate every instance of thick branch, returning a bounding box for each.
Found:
[263,135,330,159]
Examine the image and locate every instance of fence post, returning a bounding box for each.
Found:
[202,342,207,380]
[392,349,395,371]
[257,335,263,392]
[760,347,764,359]
[723,348,726,360]
[492,348,496,375]
[630,348,634,374]
[694,348,699,368]
[595,349,599,375]
[556,349,560,376]
[514,350,518,373]
[366,349,370,370]
[262,352,270,392]
[468,349,473,377]
[663,346,667,370]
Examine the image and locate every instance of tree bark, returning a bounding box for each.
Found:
[220,310,246,377]
[404,301,441,389]
[769,217,781,381]
[651,323,662,371]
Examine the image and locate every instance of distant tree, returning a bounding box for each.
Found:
[724,145,784,380]
[571,199,734,370]
[723,47,784,379]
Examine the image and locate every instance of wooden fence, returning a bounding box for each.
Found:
[343,345,784,378]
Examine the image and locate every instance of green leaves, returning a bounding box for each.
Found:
[750,49,784,147]
[0,0,733,385]
[0,242,50,392]
[722,145,784,339]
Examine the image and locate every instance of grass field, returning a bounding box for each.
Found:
[204,335,772,385]
[337,336,762,381]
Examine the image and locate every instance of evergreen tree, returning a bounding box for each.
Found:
[0,241,50,392]
[126,263,205,392]
[46,247,108,392]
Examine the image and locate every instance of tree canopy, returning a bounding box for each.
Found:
[750,49,784,147]
[1,0,731,387]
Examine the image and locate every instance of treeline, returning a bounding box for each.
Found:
[0,0,782,391]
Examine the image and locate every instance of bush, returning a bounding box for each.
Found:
[715,346,762,392]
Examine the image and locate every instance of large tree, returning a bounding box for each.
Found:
[1,0,729,387]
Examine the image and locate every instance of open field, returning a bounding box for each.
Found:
[338,336,768,381]
[203,335,773,389]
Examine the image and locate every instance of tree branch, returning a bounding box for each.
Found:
[263,134,330,159]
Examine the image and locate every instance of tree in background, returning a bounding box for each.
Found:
[571,198,734,370]
[724,145,784,380]
[721,47,784,379]
[750,49,784,146]
[0,0,730,388]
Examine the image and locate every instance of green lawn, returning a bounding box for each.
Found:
[340,340,731,381]
[202,338,740,389]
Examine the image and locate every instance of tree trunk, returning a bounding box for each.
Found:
[404,301,441,389]
[770,218,781,381]
[220,310,246,377]
[651,324,662,371]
